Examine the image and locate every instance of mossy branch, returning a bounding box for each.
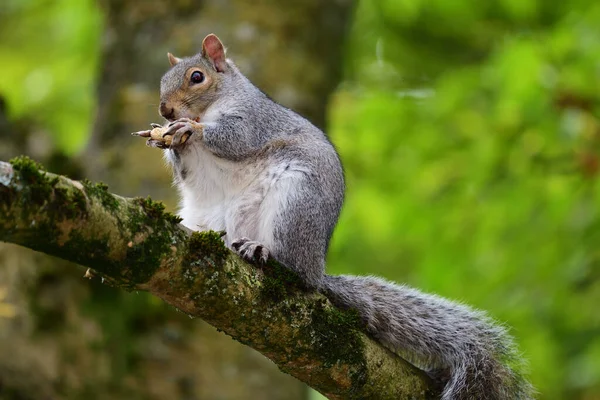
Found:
[0,157,438,399]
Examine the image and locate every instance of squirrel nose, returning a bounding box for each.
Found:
[159,102,175,120]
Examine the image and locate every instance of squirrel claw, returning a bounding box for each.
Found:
[161,122,184,138]
[146,138,169,149]
[150,123,163,128]
[161,120,198,147]
[231,237,270,264]
[132,129,152,137]
[170,128,192,147]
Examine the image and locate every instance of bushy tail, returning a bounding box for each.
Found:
[321,275,534,400]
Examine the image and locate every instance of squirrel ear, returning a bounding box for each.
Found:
[202,34,227,72]
[167,53,181,67]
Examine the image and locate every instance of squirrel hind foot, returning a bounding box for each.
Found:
[231,237,270,264]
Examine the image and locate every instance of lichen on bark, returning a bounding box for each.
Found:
[0,158,438,399]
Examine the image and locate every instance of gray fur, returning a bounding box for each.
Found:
[159,43,534,399]
[322,275,534,399]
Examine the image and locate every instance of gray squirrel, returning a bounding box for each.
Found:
[133,34,534,399]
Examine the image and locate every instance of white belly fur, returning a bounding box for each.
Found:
[171,146,307,252]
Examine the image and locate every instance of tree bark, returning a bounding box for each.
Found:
[0,158,438,400]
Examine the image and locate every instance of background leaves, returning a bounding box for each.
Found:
[1,0,600,398]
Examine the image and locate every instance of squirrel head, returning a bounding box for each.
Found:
[159,34,229,121]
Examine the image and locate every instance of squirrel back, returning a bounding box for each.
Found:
[142,33,534,399]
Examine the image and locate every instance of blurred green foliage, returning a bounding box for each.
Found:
[2,0,600,398]
[327,0,600,398]
[0,0,101,154]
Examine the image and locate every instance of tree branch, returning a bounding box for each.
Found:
[0,157,439,399]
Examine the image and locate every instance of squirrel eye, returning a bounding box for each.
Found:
[190,71,205,84]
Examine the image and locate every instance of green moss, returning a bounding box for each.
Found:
[42,194,185,290]
[82,179,119,213]
[305,299,366,378]
[71,188,87,213]
[121,197,186,287]
[121,243,163,287]
[10,155,46,182]
[100,196,187,287]
[5,157,188,290]
[185,231,229,268]
[21,219,61,255]
[118,201,183,287]
[134,196,182,224]
[260,259,306,301]
[64,230,112,268]
[51,187,88,219]
[9,156,53,209]
[7,156,88,228]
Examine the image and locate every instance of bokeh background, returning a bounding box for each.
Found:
[1,0,599,399]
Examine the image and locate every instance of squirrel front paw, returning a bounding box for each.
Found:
[162,118,203,148]
[131,118,203,149]
[231,237,270,264]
